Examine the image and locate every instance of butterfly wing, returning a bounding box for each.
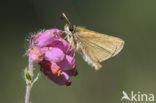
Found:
[74,26,124,70]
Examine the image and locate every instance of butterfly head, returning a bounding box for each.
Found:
[64,24,76,35]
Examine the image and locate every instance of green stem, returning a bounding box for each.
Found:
[25,57,34,103]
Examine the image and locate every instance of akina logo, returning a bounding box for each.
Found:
[121,91,154,102]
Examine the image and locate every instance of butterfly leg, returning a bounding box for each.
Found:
[63,35,68,40]
[64,35,75,56]
[71,46,77,69]
[70,36,77,58]
[65,42,72,55]
[66,42,77,69]
[67,36,77,62]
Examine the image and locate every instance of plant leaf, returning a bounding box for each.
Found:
[31,72,40,87]
[24,67,32,81]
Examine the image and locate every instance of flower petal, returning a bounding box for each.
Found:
[44,47,65,63]
[40,60,62,76]
[27,46,44,62]
[50,39,74,56]
[57,55,76,71]
[48,72,71,86]
[32,29,62,47]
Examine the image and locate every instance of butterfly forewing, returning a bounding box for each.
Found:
[74,26,124,70]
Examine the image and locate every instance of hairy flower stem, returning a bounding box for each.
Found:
[25,57,34,103]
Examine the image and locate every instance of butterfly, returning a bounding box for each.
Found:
[62,13,124,70]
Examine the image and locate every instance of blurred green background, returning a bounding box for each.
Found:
[1,0,156,103]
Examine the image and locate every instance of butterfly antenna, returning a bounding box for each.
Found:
[62,13,71,25]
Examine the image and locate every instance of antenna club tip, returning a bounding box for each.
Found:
[61,13,71,25]
[62,12,66,16]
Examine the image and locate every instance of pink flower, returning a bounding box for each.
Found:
[57,55,76,71]
[27,28,77,86]
[44,47,65,63]
[32,29,62,47]
[48,72,71,86]
[50,39,74,56]
[27,46,44,62]
[40,60,62,76]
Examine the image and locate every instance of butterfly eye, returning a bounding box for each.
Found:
[69,25,74,32]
